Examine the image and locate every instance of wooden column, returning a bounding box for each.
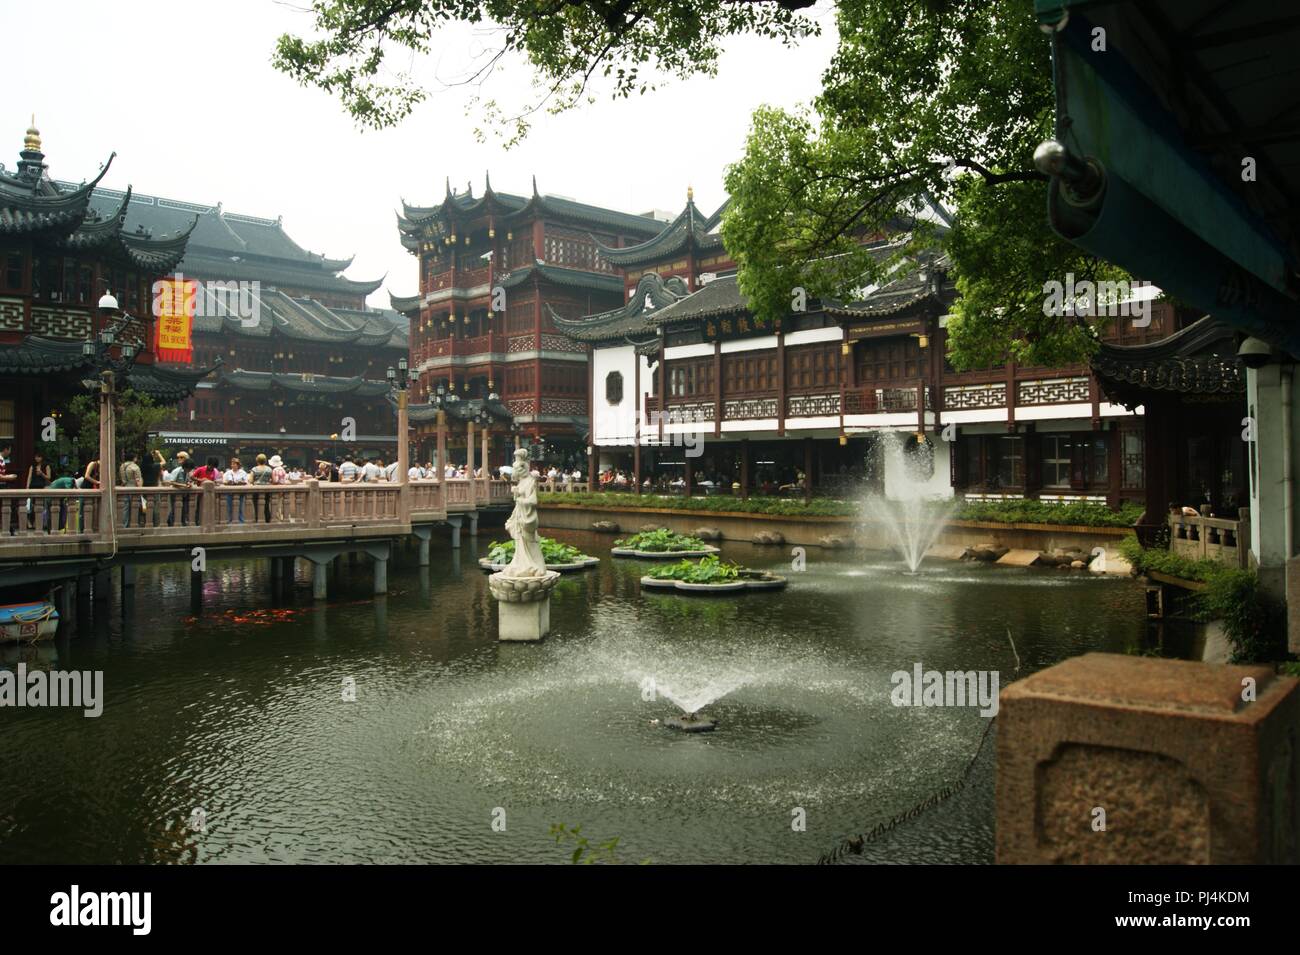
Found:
[481,423,489,485]
[776,322,786,437]
[741,437,750,501]
[466,419,475,476]
[713,341,722,439]
[1006,358,1018,433]
[803,436,813,504]
[634,351,642,495]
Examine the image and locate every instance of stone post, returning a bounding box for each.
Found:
[997,652,1300,864]
[98,371,116,541]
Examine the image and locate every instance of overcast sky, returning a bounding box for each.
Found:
[4,0,839,305]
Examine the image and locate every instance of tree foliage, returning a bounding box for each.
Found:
[274,0,819,141]
[723,0,1128,368]
[41,390,172,471]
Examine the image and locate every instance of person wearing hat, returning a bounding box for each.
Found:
[269,454,288,484]
[157,450,191,526]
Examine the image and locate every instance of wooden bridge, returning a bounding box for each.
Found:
[0,478,516,619]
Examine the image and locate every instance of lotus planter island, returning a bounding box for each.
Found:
[610,529,721,559]
[640,556,787,595]
[479,537,599,573]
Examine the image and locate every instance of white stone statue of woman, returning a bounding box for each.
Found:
[502,447,547,577]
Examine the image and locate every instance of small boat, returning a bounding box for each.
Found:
[0,602,59,642]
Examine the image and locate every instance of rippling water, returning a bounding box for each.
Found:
[0,530,1147,864]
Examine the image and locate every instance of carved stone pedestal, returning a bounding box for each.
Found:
[489,571,561,642]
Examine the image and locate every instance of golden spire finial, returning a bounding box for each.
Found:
[687,185,694,201]
[24,114,41,152]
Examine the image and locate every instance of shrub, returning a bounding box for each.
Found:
[487,536,589,565]
[650,555,741,584]
[612,528,709,552]
[1119,538,1286,663]
[542,492,1141,527]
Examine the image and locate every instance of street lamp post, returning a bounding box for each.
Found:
[89,291,144,535]
[386,357,417,487]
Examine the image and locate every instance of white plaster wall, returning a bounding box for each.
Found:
[591,345,638,446]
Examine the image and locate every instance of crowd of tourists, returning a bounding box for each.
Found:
[0,443,518,533]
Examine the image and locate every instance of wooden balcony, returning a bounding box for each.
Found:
[844,385,927,414]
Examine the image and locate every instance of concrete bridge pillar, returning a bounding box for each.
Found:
[313,560,328,600]
[93,568,111,604]
[55,578,75,628]
[446,515,463,549]
[76,574,91,630]
[373,554,388,595]
[419,536,430,566]
[469,512,479,538]
[120,565,136,589]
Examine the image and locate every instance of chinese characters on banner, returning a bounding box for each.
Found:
[153,275,196,363]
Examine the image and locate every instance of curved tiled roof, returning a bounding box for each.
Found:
[397,176,663,250]
[218,368,391,397]
[0,153,114,236]
[1092,316,1243,409]
[496,262,625,293]
[593,197,727,268]
[550,272,689,343]
[75,185,381,298]
[190,287,406,349]
[0,335,212,399]
[405,394,513,423]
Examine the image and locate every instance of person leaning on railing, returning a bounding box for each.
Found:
[224,457,249,523]
[249,454,273,523]
[0,443,16,534]
[119,451,143,528]
[24,451,51,532]
[47,471,74,532]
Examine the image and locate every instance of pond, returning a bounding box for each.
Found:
[0,530,1149,864]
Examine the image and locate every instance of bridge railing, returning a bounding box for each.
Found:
[0,475,481,555]
[0,489,105,540]
[406,480,445,516]
[445,479,474,507]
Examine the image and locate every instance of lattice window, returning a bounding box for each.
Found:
[605,371,623,405]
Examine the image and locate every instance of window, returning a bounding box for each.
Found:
[722,353,777,393]
[855,337,921,384]
[605,370,623,405]
[1087,435,1108,485]
[1042,434,1073,487]
[992,435,1023,487]
[667,359,714,398]
[0,399,14,440]
[4,251,23,291]
[786,343,840,391]
[1121,430,1144,489]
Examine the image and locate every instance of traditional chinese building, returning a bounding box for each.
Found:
[560,189,1198,502]
[0,122,209,468]
[76,180,408,465]
[391,177,667,467]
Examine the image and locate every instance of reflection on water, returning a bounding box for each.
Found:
[0,532,1147,864]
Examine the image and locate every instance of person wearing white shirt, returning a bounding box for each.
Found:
[499,464,513,480]
[360,459,382,483]
[408,464,424,480]
[383,461,398,482]
[223,458,249,523]
[339,457,359,483]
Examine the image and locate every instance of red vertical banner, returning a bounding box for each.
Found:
[153,275,196,364]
